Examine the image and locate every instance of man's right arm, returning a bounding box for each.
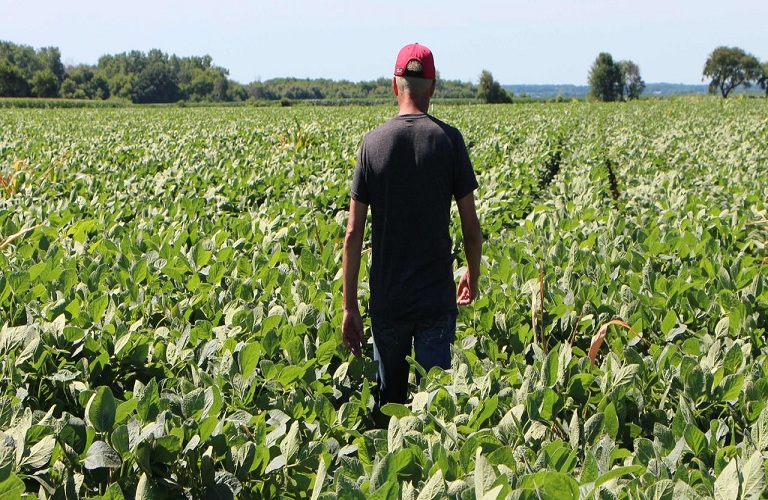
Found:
[342,198,368,355]
[456,192,482,305]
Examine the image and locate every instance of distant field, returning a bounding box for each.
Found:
[503,83,767,99]
[1,99,767,498]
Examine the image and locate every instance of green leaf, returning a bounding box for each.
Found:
[714,458,741,500]
[19,434,55,470]
[371,453,394,491]
[181,388,206,420]
[604,402,619,440]
[314,395,335,427]
[131,258,148,284]
[115,398,138,425]
[89,295,110,324]
[387,417,403,453]
[299,248,317,274]
[84,441,122,469]
[277,364,305,387]
[60,416,88,454]
[191,243,212,269]
[0,472,25,498]
[518,470,580,498]
[741,451,765,500]
[591,465,645,491]
[335,473,365,500]
[611,364,640,389]
[568,411,580,448]
[542,345,559,387]
[153,435,183,464]
[661,310,678,336]
[310,452,330,500]
[584,413,604,445]
[714,317,730,338]
[718,374,743,403]
[459,430,501,472]
[580,450,599,484]
[757,405,768,451]
[417,469,445,500]
[527,387,563,422]
[264,454,286,475]
[9,271,30,295]
[557,342,572,386]
[470,395,498,428]
[480,485,505,500]
[723,346,743,375]
[0,275,9,305]
[102,483,126,500]
[683,424,708,457]
[207,262,226,285]
[203,386,223,418]
[212,471,242,498]
[633,438,656,466]
[135,472,153,500]
[368,481,399,500]
[112,424,130,458]
[684,365,706,401]
[380,403,412,419]
[237,342,261,379]
[315,340,336,366]
[474,448,496,498]
[644,479,674,500]
[87,386,117,433]
[280,420,300,464]
[430,387,456,421]
[137,378,160,422]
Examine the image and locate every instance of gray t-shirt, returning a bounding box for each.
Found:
[350,113,478,322]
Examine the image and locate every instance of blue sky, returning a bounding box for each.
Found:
[2,0,766,85]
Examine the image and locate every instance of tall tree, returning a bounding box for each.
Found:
[30,69,59,97]
[477,70,512,104]
[703,46,762,98]
[0,60,30,97]
[37,47,65,82]
[133,63,179,103]
[759,62,768,97]
[619,60,645,100]
[588,52,623,102]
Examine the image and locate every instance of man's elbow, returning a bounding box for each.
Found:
[344,226,364,249]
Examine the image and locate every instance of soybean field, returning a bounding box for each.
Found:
[1,98,768,499]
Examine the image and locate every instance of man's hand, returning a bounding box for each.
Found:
[342,309,365,356]
[457,268,477,306]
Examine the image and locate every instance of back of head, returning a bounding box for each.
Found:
[393,43,436,100]
[395,60,435,96]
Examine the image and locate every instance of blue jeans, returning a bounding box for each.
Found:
[371,314,457,406]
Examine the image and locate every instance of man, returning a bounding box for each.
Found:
[342,43,482,407]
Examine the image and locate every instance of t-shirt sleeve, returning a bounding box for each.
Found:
[350,144,370,204]
[452,131,478,201]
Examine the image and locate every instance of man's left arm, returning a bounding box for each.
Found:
[456,192,482,305]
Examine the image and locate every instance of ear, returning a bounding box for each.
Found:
[429,79,436,97]
[392,77,399,96]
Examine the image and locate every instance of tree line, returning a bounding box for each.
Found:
[1,40,765,104]
[0,41,476,103]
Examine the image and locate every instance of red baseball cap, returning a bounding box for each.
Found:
[394,43,436,79]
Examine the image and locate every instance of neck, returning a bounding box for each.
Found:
[397,95,430,115]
